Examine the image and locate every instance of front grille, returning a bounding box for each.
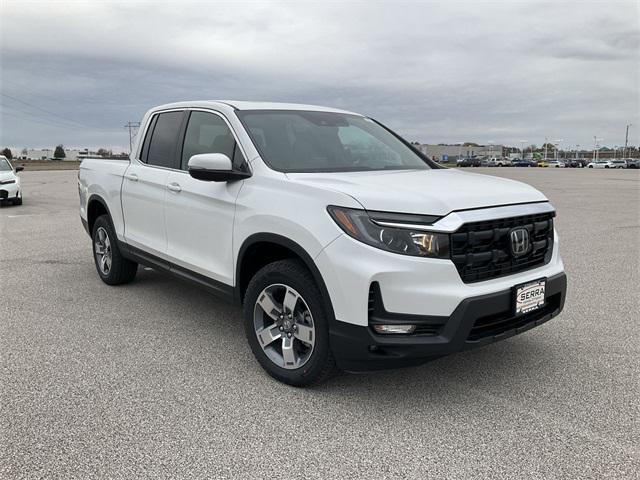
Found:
[451,212,554,283]
[467,293,561,341]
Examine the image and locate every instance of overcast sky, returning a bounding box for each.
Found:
[1,0,638,151]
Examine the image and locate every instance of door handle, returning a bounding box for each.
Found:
[167,182,182,192]
[124,173,138,182]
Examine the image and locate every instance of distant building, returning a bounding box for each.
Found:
[415,143,504,162]
[10,148,120,161]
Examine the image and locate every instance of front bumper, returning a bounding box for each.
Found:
[330,272,566,371]
[0,182,20,201]
[316,228,564,328]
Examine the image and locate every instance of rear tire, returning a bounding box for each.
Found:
[243,259,336,387]
[92,214,138,285]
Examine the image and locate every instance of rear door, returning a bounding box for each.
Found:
[164,110,248,286]
[121,110,185,256]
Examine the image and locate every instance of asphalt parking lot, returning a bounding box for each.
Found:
[1,167,638,479]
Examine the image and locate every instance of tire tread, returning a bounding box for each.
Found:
[92,214,137,285]
[243,259,336,387]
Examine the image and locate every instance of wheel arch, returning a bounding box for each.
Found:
[235,233,335,321]
[86,194,113,236]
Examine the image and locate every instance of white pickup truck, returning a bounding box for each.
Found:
[79,101,566,386]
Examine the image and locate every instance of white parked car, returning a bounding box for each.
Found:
[0,155,23,205]
[587,160,613,168]
[78,101,567,386]
[548,161,565,168]
[482,157,510,167]
[610,159,627,169]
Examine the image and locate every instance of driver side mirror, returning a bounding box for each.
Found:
[188,153,250,182]
[15,166,24,172]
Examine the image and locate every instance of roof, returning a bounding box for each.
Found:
[149,100,361,116]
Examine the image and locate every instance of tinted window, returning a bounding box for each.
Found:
[237,110,430,173]
[139,114,158,163]
[181,111,245,171]
[147,111,184,169]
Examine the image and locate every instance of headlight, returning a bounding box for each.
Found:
[327,206,449,258]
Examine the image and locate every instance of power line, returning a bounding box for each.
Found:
[0,93,90,129]
[0,103,121,134]
[0,107,86,130]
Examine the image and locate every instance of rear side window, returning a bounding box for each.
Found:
[139,115,158,162]
[181,111,246,171]
[146,111,184,169]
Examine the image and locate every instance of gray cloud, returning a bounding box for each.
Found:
[1,0,638,151]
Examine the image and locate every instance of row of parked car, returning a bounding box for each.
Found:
[584,159,639,169]
[457,157,639,169]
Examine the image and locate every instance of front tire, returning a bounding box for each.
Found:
[92,215,138,285]
[243,259,336,387]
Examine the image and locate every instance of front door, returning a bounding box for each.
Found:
[164,110,248,286]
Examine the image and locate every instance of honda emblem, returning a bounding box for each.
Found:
[510,228,530,257]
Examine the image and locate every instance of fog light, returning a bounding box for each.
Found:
[372,324,416,334]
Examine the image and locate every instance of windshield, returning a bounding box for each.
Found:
[236,110,432,173]
[0,158,12,172]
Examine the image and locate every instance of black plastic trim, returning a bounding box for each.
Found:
[366,209,441,226]
[119,242,235,303]
[368,282,446,329]
[330,272,567,371]
[447,200,551,216]
[235,233,336,320]
[86,194,114,237]
[188,167,251,182]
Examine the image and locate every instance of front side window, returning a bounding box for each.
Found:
[0,158,11,171]
[181,111,246,171]
[237,110,432,173]
[146,111,184,169]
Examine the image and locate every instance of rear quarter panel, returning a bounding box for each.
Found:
[79,159,130,238]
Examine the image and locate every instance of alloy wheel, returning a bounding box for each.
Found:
[253,283,315,369]
[94,226,112,275]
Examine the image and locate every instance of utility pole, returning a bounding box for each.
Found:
[593,136,603,162]
[624,124,632,159]
[124,121,141,153]
[554,139,563,161]
[544,137,548,161]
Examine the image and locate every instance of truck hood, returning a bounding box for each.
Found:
[0,171,17,182]
[286,168,547,216]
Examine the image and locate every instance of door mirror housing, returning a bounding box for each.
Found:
[15,166,24,172]
[188,153,250,182]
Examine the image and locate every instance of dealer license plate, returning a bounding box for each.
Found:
[514,279,546,315]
